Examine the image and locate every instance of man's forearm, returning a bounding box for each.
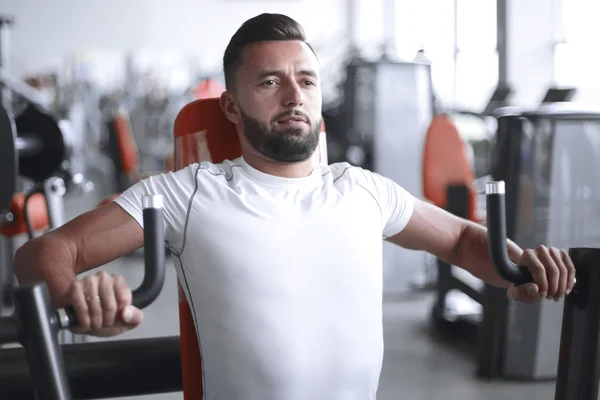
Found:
[449,222,523,288]
[13,235,77,308]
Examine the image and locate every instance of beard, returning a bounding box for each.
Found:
[240,108,321,163]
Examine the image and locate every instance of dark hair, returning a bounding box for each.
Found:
[223,13,314,90]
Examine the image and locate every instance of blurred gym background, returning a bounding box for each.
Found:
[1,0,599,399]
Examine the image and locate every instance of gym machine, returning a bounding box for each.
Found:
[0,14,88,333]
[431,87,577,324]
[432,89,579,325]
[477,105,600,380]
[541,87,577,104]
[427,102,600,381]
[0,190,175,399]
[486,180,600,400]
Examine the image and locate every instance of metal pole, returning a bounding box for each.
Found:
[497,0,508,87]
[12,283,72,400]
[555,247,600,400]
[0,235,13,310]
[382,0,397,57]
[347,0,358,54]
[0,15,13,109]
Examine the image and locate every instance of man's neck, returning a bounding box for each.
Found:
[242,151,314,178]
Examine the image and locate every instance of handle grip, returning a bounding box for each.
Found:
[60,195,166,328]
[485,181,533,286]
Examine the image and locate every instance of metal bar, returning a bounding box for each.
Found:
[450,276,484,305]
[0,67,52,111]
[554,247,600,400]
[476,115,525,379]
[433,258,452,318]
[497,0,508,87]
[0,233,14,309]
[0,15,13,109]
[0,336,182,399]
[12,283,72,400]
[0,316,19,343]
[476,284,509,379]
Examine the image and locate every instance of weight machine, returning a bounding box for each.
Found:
[476,105,600,381]
[429,97,597,383]
[0,188,170,399]
[0,14,82,344]
[487,180,600,399]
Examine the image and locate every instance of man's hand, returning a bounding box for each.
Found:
[507,245,576,303]
[69,271,144,337]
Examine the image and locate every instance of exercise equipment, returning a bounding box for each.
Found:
[15,104,69,183]
[477,104,600,380]
[0,16,51,112]
[0,103,69,187]
[486,180,600,400]
[0,104,17,216]
[0,103,70,242]
[0,194,167,399]
[541,87,577,104]
[0,336,181,399]
[0,13,72,245]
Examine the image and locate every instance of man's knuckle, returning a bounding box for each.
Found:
[104,303,117,314]
[523,249,535,259]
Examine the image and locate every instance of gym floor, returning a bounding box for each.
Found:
[64,189,556,400]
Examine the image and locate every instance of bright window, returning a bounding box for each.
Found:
[395,0,497,111]
[554,0,600,105]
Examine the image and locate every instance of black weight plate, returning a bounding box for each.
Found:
[15,105,66,182]
[0,105,17,211]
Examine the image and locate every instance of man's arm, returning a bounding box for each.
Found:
[13,202,144,308]
[387,198,576,301]
[387,199,523,288]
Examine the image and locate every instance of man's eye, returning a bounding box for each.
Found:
[263,80,277,86]
[304,80,315,86]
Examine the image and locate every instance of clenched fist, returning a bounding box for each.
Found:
[68,271,144,337]
[507,245,576,304]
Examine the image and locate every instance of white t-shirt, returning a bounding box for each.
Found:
[114,157,415,400]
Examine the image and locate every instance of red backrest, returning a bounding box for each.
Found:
[173,98,327,399]
[422,114,477,222]
[0,192,49,237]
[112,110,139,177]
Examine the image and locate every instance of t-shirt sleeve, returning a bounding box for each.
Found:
[113,164,199,251]
[356,168,416,238]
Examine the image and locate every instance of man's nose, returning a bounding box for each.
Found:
[282,82,304,107]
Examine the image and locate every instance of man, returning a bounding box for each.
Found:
[14,13,574,400]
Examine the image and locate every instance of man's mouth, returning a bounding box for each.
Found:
[277,116,308,124]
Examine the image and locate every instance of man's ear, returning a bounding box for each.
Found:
[220,91,240,125]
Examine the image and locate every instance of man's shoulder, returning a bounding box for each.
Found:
[177,158,242,181]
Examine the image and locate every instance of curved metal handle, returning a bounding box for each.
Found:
[485,181,533,285]
[59,194,166,328]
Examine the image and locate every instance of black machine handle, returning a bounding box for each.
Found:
[60,194,166,328]
[485,181,534,286]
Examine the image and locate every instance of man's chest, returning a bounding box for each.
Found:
[178,194,384,300]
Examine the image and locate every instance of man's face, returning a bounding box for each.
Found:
[226,40,322,163]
